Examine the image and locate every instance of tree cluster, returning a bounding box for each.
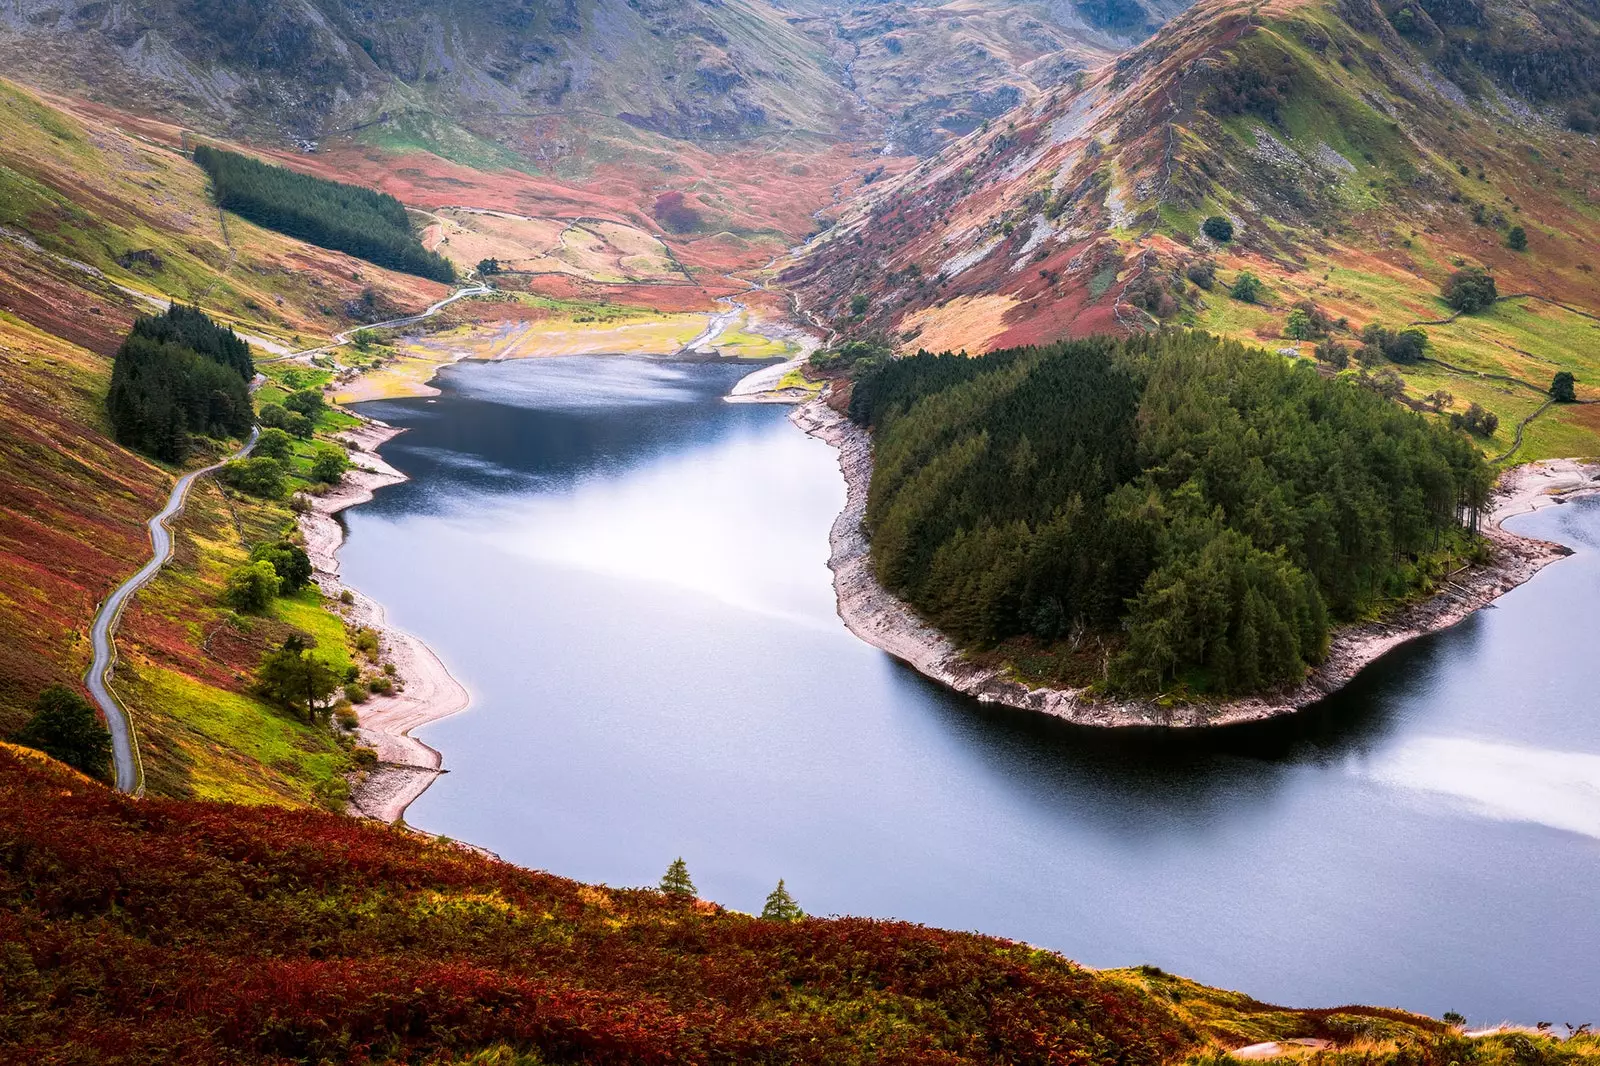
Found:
[850,333,1494,695]
[193,145,455,283]
[1450,402,1500,437]
[1359,324,1428,364]
[1442,267,1497,313]
[106,305,255,462]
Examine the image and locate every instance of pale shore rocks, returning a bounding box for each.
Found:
[299,418,471,823]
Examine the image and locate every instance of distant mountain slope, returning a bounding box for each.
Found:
[0,0,856,142]
[785,0,1600,456]
[773,0,1193,154]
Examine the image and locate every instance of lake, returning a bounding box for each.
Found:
[344,356,1600,1025]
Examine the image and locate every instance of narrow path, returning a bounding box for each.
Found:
[257,282,492,365]
[85,426,261,794]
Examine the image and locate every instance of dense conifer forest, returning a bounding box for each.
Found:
[850,333,1495,695]
[193,145,456,283]
[105,305,255,463]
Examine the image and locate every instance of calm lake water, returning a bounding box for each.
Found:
[345,357,1600,1024]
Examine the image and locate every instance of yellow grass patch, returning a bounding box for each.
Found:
[901,294,1022,355]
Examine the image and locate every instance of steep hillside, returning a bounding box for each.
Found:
[786,0,1600,459]
[10,741,1594,1064]
[0,80,443,802]
[776,0,1192,154]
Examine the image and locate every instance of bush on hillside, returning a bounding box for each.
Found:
[253,427,294,460]
[11,685,112,780]
[310,444,349,484]
[1451,402,1500,437]
[1202,215,1234,242]
[1551,371,1577,402]
[1230,271,1263,303]
[222,560,281,613]
[250,541,312,593]
[218,457,287,499]
[1442,267,1498,313]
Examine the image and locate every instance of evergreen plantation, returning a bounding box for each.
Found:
[192,145,456,284]
[850,334,1495,695]
[106,305,255,463]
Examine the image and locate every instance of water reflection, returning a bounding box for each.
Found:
[343,357,1600,1025]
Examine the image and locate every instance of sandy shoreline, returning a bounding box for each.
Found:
[300,418,471,823]
[794,394,1600,728]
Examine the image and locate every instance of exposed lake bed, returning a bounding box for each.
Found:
[341,356,1600,1025]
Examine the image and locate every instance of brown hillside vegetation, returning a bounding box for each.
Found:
[7,745,1599,1065]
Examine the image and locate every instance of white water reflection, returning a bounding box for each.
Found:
[1357,736,1600,841]
[453,419,843,630]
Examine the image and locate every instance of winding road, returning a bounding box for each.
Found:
[88,279,491,796]
[86,427,261,794]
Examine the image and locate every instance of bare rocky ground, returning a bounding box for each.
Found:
[299,419,471,823]
[794,393,1600,728]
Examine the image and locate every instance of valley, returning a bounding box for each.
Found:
[1,0,1599,1057]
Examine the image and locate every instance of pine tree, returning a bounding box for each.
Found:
[760,879,804,922]
[659,857,696,897]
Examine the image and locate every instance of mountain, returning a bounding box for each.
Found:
[0,0,1201,161]
[0,0,855,143]
[775,0,1193,154]
[785,0,1600,457]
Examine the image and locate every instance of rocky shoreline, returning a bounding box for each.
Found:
[299,419,471,822]
[793,394,1598,729]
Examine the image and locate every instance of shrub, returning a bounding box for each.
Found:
[343,682,369,705]
[250,541,313,592]
[1229,271,1263,303]
[1451,402,1500,437]
[1551,371,1577,402]
[1442,267,1498,313]
[254,427,294,460]
[1506,225,1527,251]
[284,388,325,419]
[1202,215,1234,242]
[218,457,287,499]
[476,258,502,276]
[11,685,112,780]
[1185,260,1216,290]
[223,560,281,612]
[1285,308,1315,340]
[311,444,350,484]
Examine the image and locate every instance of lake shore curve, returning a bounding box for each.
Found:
[794,391,1600,728]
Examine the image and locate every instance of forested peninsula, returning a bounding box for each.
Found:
[846,333,1497,698]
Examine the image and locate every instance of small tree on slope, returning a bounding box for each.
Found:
[660,857,696,897]
[761,880,805,922]
[12,686,112,781]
